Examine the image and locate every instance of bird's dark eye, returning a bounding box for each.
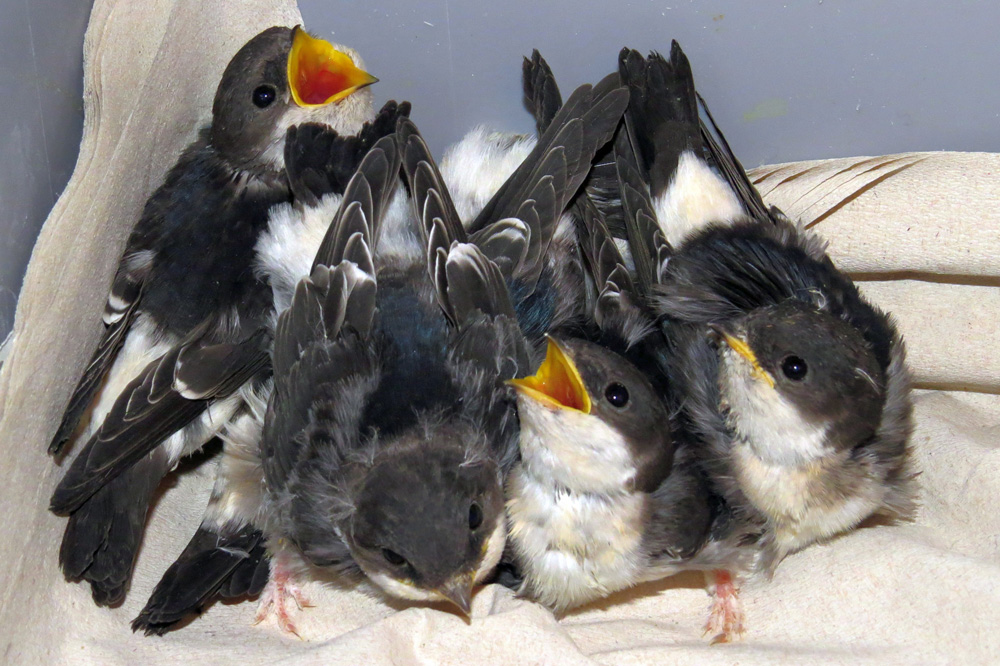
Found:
[605,382,630,408]
[252,85,276,108]
[781,355,808,381]
[469,502,483,530]
[381,548,406,566]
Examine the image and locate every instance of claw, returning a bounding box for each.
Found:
[254,556,311,637]
[704,569,745,644]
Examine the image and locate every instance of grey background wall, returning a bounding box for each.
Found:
[2,0,999,340]
[0,0,90,341]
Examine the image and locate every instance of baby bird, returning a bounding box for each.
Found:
[504,51,753,617]
[620,42,917,596]
[131,104,410,635]
[48,25,380,606]
[256,78,627,632]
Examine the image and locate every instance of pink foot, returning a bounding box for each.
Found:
[254,557,312,637]
[704,570,745,644]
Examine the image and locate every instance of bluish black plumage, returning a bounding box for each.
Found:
[360,276,458,439]
[48,135,287,458]
[620,43,915,578]
[507,271,558,343]
[132,105,408,632]
[133,137,288,336]
[131,525,267,635]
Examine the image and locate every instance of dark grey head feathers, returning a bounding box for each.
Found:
[210,26,295,169]
[348,439,504,593]
[553,337,674,493]
[210,26,375,174]
[717,300,886,458]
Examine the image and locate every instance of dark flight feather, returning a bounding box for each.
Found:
[49,327,270,514]
[131,525,267,635]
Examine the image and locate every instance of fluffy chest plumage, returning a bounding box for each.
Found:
[506,400,647,610]
[730,442,881,558]
[719,351,880,556]
[507,468,646,611]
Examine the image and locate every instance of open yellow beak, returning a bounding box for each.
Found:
[721,333,776,389]
[507,338,592,414]
[287,26,378,107]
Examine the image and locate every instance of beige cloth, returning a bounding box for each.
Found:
[0,1,997,663]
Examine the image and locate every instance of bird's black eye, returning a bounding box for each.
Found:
[605,382,630,408]
[781,355,808,381]
[381,548,406,566]
[252,85,276,108]
[469,502,483,530]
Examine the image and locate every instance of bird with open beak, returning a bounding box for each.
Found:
[613,42,917,637]
[499,51,755,623]
[48,24,384,610]
[506,333,743,613]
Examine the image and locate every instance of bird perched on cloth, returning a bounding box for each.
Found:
[502,51,754,618]
[254,77,627,633]
[130,105,411,635]
[616,42,917,633]
[47,25,384,607]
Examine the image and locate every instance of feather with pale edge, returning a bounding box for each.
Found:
[50,326,270,514]
[48,257,151,456]
[131,525,267,635]
[312,134,401,272]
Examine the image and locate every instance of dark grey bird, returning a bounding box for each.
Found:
[256,79,627,632]
[503,51,755,618]
[618,42,917,603]
[129,107,411,635]
[47,25,384,607]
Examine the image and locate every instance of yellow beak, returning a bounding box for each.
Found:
[507,337,592,414]
[720,333,776,389]
[287,26,378,107]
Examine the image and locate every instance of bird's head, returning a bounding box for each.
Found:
[344,435,506,616]
[210,25,377,173]
[508,337,674,494]
[713,300,886,467]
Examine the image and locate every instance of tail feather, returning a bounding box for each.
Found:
[59,450,169,605]
[619,44,703,200]
[132,525,267,635]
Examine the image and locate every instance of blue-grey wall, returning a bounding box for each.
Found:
[2,0,999,340]
[0,0,90,340]
[299,0,1000,165]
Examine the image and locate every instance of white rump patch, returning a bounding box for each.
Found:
[440,127,536,221]
[255,193,344,315]
[654,151,744,246]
